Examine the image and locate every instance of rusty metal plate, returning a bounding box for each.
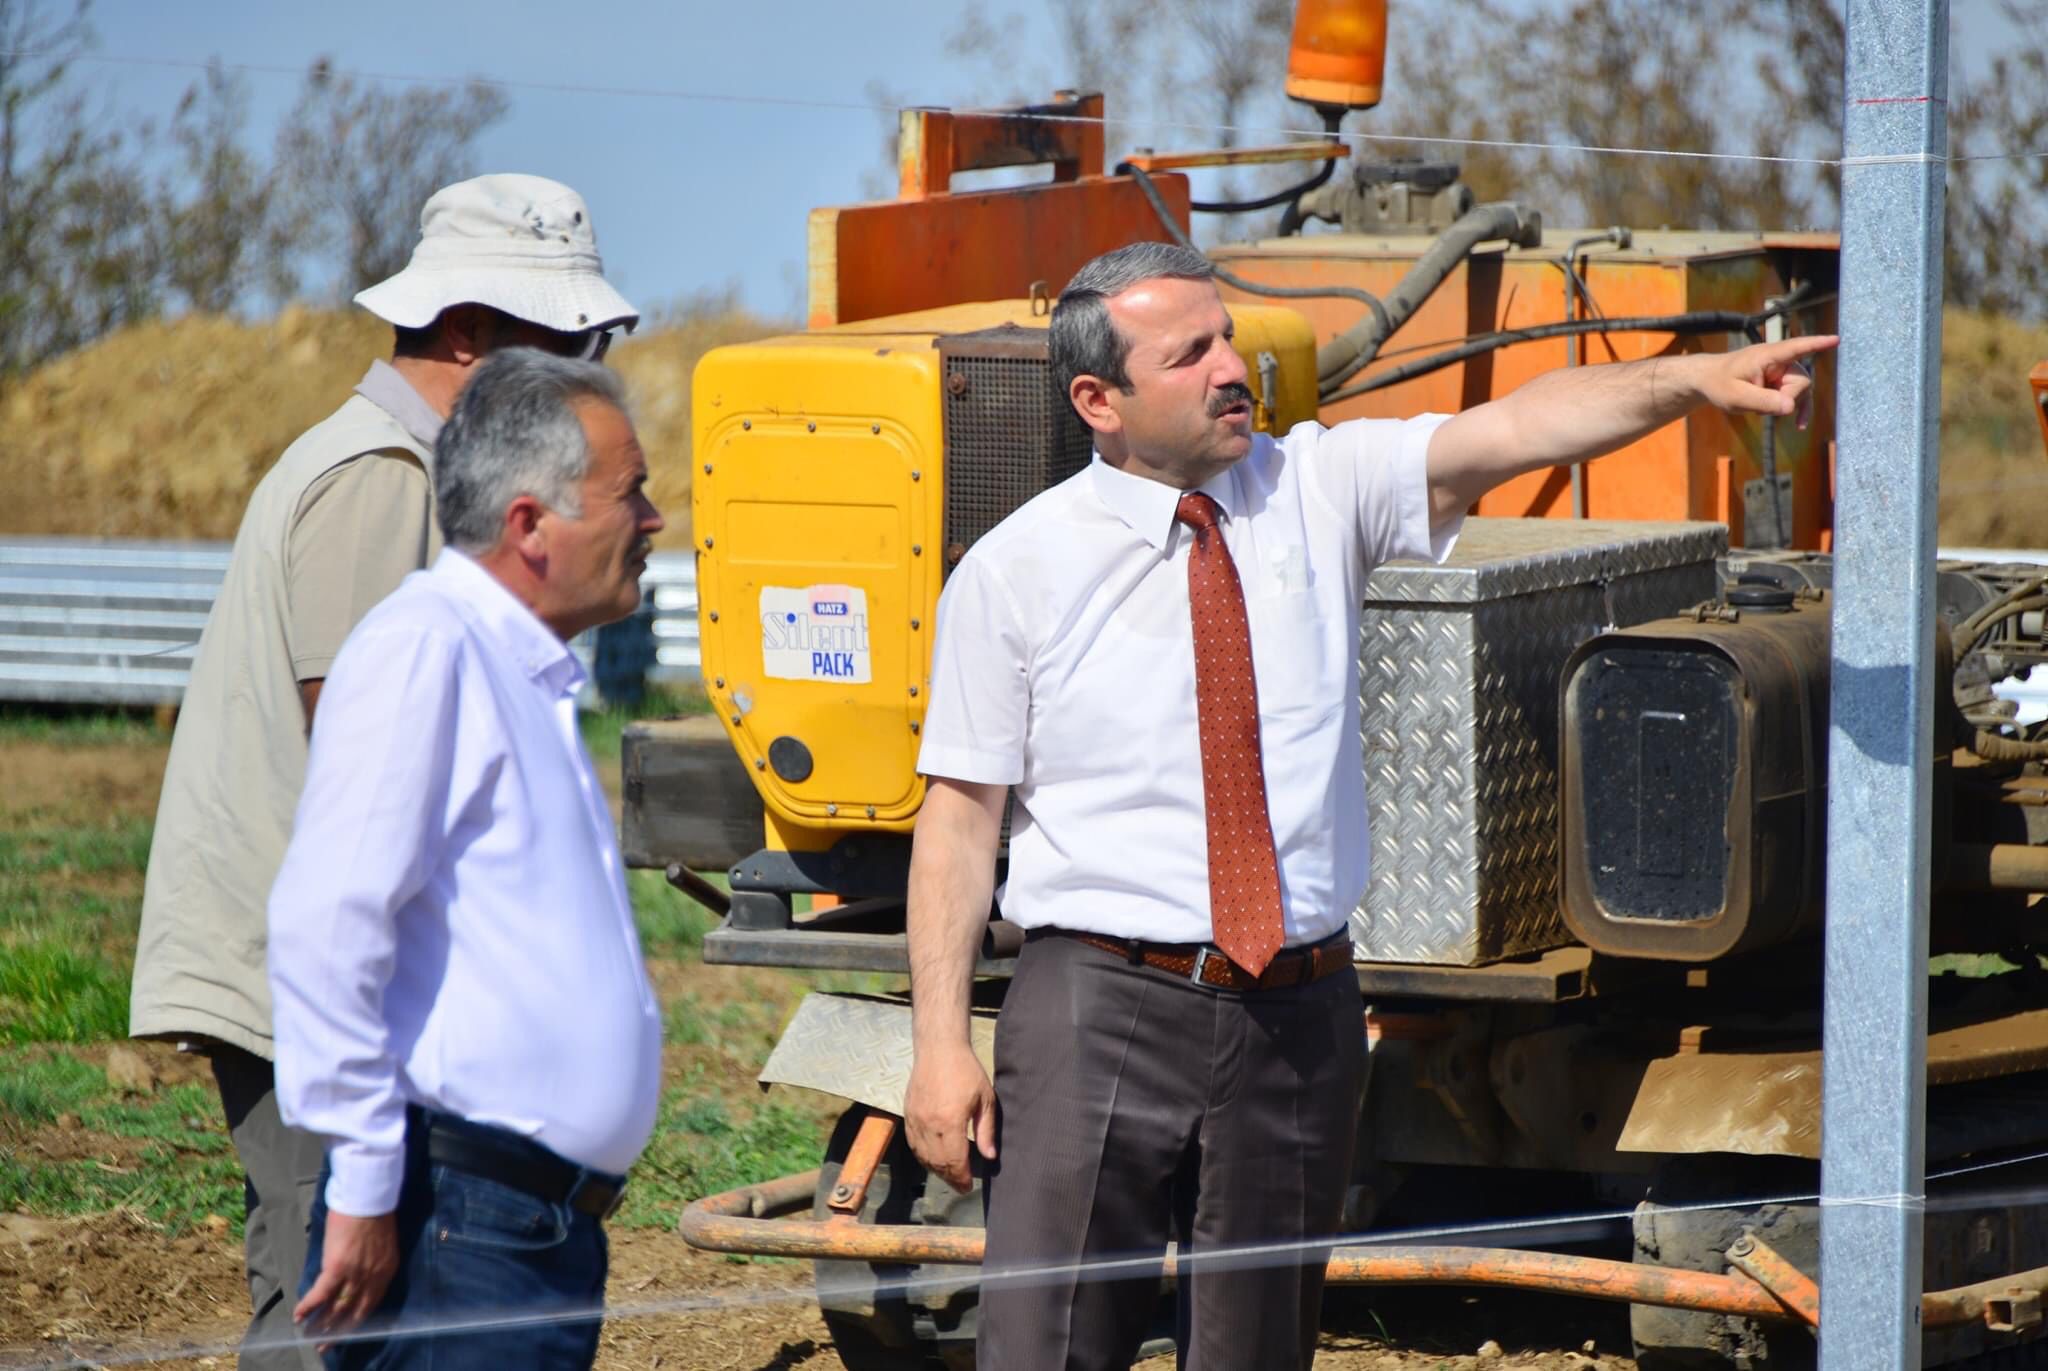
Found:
[1621,1052,1824,1159]
[757,992,997,1115]
[1618,1006,2048,1160]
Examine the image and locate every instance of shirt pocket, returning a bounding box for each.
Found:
[1247,590,1339,725]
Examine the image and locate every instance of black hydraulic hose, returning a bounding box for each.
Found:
[1181,108,1344,217]
[1322,309,1776,404]
[1188,156,1338,214]
[1332,288,1833,371]
[1315,200,1540,394]
[1121,163,1393,345]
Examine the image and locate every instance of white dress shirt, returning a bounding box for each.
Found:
[269,549,662,1217]
[917,416,1459,947]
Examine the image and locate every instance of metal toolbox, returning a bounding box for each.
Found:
[1352,518,1727,966]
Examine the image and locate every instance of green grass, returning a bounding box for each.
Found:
[0,703,873,1240]
[631,868,724,956]
[0,941,129,1043]
[615,1067,823,1231]
[0,706,166,746]
[578,683,712,765]
[0,1048,240,1235]
[0,813,151,1040]
[0,818,154,879]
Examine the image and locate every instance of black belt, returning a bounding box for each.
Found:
[419,1111,627,1221]
[1037,927,1353,991]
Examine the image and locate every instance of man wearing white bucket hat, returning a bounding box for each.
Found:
[130,173,637,1371]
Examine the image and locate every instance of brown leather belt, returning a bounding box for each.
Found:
[1041,927,1354,991]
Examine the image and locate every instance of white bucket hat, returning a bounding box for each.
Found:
[354,173,639,335]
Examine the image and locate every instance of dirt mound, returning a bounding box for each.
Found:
[1939,309,2048,549]
[610,311,785,548]
[3,304,2040,552]
[0,306,778,549]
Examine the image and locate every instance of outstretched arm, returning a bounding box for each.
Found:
[1423,334,1838,527]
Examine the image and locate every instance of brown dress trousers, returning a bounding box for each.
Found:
[976,932,1366,1370]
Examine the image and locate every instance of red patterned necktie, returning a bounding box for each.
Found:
[1175,491,1286,977]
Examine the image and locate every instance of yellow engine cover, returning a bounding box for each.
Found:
[692,298,1316,850]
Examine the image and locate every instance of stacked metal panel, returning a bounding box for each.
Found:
[0,538,227,707]
[0,538,702,707]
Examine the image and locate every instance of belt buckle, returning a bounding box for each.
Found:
[1191,946,1224,988]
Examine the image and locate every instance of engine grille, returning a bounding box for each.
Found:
[937,325,1094,571]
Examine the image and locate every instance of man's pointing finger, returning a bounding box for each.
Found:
[1768,333,1839,363]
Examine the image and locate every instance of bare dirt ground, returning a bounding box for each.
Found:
[0,1208,1638,1371]
[0,740,167,827]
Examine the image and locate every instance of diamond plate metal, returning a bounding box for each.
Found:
[1361,517,1726,604]
[1352,520,1724,965]
[757,992,997,1115]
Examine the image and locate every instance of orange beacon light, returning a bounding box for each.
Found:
[1285,0,1389,113]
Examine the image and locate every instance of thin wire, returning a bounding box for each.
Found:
[0,47,1897,172]
[13,45,2048,166]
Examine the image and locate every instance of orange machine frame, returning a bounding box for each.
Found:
[803,93,1841,550]
[808,92,1191,330]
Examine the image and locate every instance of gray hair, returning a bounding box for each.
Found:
[434,348,630,554]
[1049,241,1216,397]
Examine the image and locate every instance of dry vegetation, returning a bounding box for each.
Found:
[1938,309,2048,548]
[0,305,2040,553]
[0,306,780,549]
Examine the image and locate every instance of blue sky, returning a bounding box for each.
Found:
[89,2,2019,322]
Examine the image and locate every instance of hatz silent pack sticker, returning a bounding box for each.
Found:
[760,585,872,683]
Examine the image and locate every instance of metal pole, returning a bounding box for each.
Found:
[1820,1,1948,1369]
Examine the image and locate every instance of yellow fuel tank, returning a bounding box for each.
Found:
[691,298,1316,855]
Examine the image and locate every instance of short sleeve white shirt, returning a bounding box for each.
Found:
[917,415,1459,947]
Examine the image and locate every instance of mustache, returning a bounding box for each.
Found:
[1207,383,1254,418]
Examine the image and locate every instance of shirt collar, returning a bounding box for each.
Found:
[355,359,445,454]
[432,548,587,698]
[1088,453,1243,551]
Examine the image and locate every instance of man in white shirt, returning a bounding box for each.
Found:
[132,173,637,1371]
[267,348,665,1370]
[902,242,1834,1369]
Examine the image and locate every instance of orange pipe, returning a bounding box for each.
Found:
[681,1178,1785,1316]
[824,1112,897,1217]
[1725,1234,1822,1328]
[1319,1248,1791,1320]
[677,1171,2048,1331]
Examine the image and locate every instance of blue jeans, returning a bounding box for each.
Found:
[301,1113,610,1371]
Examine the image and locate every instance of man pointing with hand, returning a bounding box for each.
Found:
[904,240,1833,1370]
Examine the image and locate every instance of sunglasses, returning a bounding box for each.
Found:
[563,327,615,363]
